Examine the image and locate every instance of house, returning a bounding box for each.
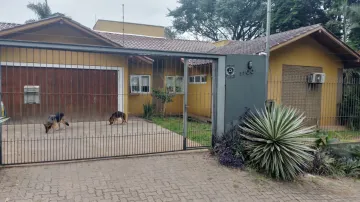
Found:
[212,24,360,127]
[0,16,360,127]
[0,17,216,122]
[93,19,215,118]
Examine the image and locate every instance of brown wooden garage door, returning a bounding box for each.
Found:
[1,66,119,123]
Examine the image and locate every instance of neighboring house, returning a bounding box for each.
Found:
[212,24,360,127]
[0,16,360,127]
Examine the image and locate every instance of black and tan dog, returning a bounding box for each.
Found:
[44,112,69,133]
[109,111,127,125]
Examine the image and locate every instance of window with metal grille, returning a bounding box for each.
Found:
[166,76,184,93]
[24,85,40,104]
[130,75,151,93]
[189,75,207,84]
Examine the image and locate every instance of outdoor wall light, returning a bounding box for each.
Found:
[248,61,253,70]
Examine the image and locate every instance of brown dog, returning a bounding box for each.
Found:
[109,111,127,125]
[44,112,69,133]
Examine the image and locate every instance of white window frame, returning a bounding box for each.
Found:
[189,75,207,84]
[165,76,184,94]
[130,75,151,94]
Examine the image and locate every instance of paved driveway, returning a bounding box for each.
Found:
[1,118,201,164]
[1,151,360,202]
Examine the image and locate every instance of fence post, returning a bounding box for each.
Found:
[211,59,218,148]
[183,59,189,150]
[0,47,2,165]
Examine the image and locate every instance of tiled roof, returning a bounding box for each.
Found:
[97,24,322,55]
[210,24,322,55]
[0,21,328,56]
[97,24,324,65]
[96,31,216,53]
[0,22,21,31]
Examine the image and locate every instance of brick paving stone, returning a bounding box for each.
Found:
[0,152,360,202]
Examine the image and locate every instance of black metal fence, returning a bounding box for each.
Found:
[0,45,214,165]
[268,74,360,143]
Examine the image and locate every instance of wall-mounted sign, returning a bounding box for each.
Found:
[226,65,235,79]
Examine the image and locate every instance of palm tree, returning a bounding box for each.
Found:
[26,0,52,23]
[326,0,360,43]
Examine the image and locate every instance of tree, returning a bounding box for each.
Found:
[325,0,352,40]
[347,4,360,49]
[324,0,360,44]
[168,0,266,41]
[26,0,67,23]
[26,0,52,23]
[164,27,177,39]
[152,88,175,117]
[324,0,360,50]
[271,0,328,33]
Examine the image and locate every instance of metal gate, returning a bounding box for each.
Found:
[0,42,222,165]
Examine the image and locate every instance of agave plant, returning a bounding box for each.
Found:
[0,116,9,123]
[239,104,316,181]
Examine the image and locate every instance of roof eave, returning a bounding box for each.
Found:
[269,27,360,67]
[0,16,122,48]
[270,27,322,52]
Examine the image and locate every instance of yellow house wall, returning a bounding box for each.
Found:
[128,61,153,116]
[127,57,186,117]
[268,36,343,126]
[188,66,212,118]
[163,58,184,115]
[94,20,165,38]
[0,47,129,119]
[212,40,230,47]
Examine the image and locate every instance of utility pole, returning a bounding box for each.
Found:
[122,4,125,46]
[265,0,271,75]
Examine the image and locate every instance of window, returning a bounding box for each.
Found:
[24,85,40,104]
[189,76,195,83]
[166,76,175,93]
[189,75,207,84]
[166,76,184,93]
[175,77,184,93]
[130,75,151,93]
[195,76,201,83]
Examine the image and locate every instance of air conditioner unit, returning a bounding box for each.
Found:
[307,73,325,84]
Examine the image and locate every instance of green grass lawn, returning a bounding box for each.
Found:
[325,131,360,143]
[151,117,212,146]
[311,130,360,143]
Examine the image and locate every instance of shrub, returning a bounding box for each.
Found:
[314,131,340,148]
[213,110,250,168]
[239,104,316,181]
[218,147,244,168]
[307,149,343,176]
[143,102,155,120]
[152,88,175,117]
[213,128,245,168]
[339,80,360,130]
[341,158,360,178]
[330,144,360,159]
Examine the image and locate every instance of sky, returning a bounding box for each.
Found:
[0,0,179,28]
